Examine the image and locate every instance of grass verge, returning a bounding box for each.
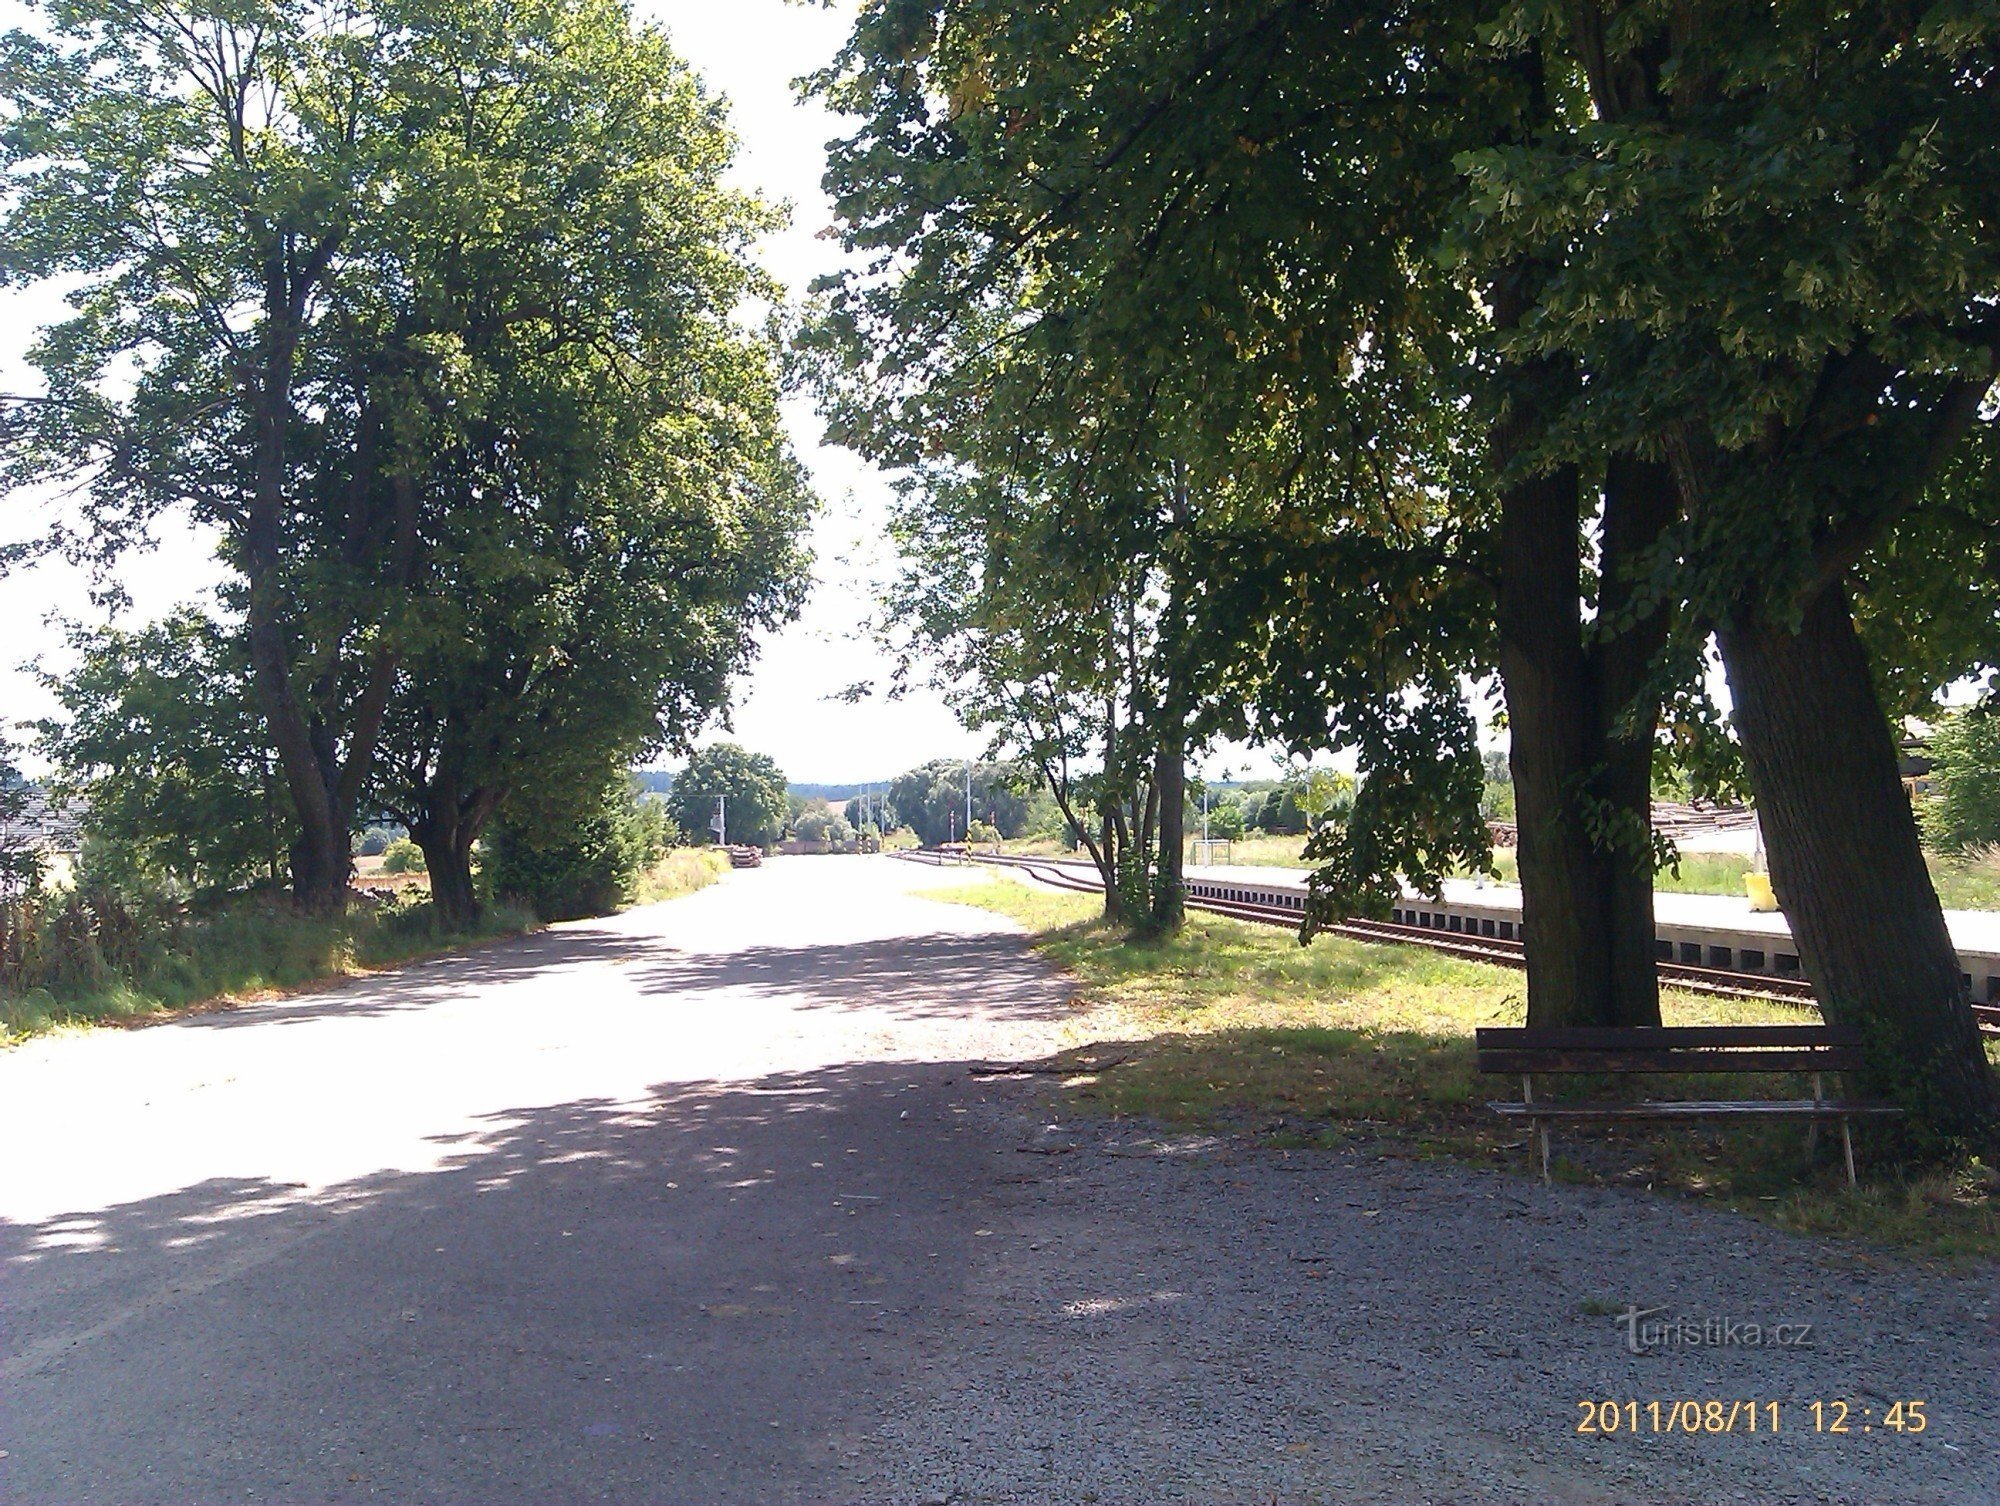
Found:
[630,846,733,906]
[1482,845,2000,910]
[935,873,2000,1262]
[0,889,537,1043]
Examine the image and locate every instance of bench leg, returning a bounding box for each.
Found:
[1840,1118,1856,1189]
[1806,1071,1822,1161]
[1538,1122,1551,1186]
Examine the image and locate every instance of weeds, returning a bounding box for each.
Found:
[629,847,732,906]
[0,888,533,1042]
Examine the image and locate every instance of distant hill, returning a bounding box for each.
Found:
[631,771,895,804]
[786,781,891,804]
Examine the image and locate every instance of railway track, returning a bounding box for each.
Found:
[904,849,1829,1010]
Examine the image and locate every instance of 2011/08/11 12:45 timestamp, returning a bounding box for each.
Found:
[1576,1400,1928,1435]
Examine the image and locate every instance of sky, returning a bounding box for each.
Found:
[0,0,986,785]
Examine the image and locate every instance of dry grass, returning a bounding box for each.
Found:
[630,847,732,906]
[0,890,537,1043]
[934,873,2000,1261]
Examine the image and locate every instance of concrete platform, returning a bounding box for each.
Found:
[1176,863,2000,1000]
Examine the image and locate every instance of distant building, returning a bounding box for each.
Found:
[0,787,84,891]
[1898,731,1934,800]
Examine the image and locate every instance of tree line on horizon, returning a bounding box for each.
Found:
[804,1,2000,1156]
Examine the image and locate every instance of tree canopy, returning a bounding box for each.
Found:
[3,0,811,920]
[671,744,790,850]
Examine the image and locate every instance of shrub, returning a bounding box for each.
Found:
[484,772,661,921]
[380,838,427,874]
[1204,802,1246,841]
[1924,709,2000,855]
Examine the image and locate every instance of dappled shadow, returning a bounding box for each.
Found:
[0,1057,1034,1504]
[629,931,1072,1024]
[176,924,670,1031]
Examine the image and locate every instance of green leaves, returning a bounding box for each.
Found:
[7,0,812,900]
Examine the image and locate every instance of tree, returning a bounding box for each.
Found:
[2,0,809,915]
[1925,710,2000,858]
[38,609,286,894]
[1458,3,2000,1150]
[1204,800,1245,843]
[484,767,665,922]
[884,760,1041,850]
[348,0,807,928]
[670,744,788,850]
[379,838,425,875]
[809,1,1593,965]
[791,802,855,851]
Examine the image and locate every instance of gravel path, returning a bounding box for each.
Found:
[0,855,1991,1504]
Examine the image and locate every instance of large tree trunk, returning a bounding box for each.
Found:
[1718,582,2000,1156]
[1151,725,1187,934]
[411,773,502,933]
[1493,452,1667,1027]
[1497,457,1619,1026]
[1588,452,1679,1028]
[245,341,351,914]
[421,837,481,932]
[1492,254,1667,1027]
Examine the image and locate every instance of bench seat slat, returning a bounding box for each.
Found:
[1475,1024,1862,1049]
[1477,1047,1866,1075]
[1487,1099,1903,1121]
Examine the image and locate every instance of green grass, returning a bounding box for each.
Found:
[996,828,1320,864]
[630,847,732,905]
[0,889,537,1043]
[1479,845,2000,910]
[0,844,736,1044]
[934,873,2000,1261]
[1190,832,1314,868]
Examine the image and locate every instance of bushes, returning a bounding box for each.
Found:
[0,885,530,1040]
[1924,709,2000,856]
[380,838,427,874]
[483,774,668,922]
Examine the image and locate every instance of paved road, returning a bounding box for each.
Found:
[1,857,1994,1505]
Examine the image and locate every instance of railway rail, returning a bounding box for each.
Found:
[899,848,1985,1020]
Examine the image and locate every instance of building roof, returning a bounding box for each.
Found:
[0,786,83,854]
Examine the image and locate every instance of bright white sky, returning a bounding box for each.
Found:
[0,0,990,785]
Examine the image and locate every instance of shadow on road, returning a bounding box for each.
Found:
[630,933,1073,1022]
[177,926,665,1031]
[177,927,1069,1035]
[0,1055,1035,1501]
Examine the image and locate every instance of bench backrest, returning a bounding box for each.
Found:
[1474,1024,1866,1075]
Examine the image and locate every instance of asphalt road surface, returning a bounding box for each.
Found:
[1,857,1993,1505]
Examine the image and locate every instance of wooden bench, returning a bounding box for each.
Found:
[1474,1025,1903,1187]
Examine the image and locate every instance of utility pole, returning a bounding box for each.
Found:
[964,758,973,838]
[713,794,726,847]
